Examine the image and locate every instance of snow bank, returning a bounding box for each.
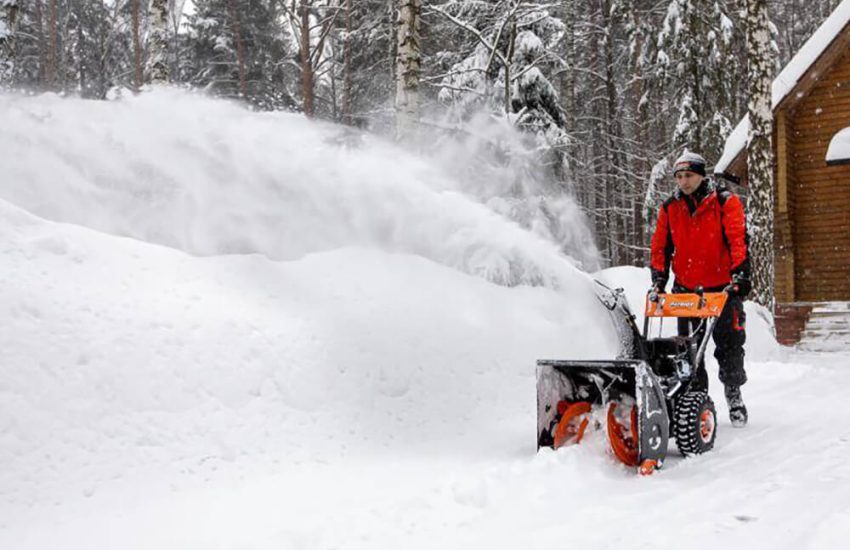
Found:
[0,89,591,288]
[0,89,617,521]
[0,196,617,517]
[0,90,802,550]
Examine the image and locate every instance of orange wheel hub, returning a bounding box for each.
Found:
[699,408,715,443]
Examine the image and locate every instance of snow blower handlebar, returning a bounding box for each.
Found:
[643,285,733,373]
[644,290,728,319]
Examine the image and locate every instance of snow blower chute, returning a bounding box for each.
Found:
[537,283,731,475]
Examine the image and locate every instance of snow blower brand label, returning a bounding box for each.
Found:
[645,293,728,318]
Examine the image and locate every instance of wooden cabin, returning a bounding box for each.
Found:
[716,2,850,346]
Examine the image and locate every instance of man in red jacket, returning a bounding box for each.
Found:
[650,151,750,427]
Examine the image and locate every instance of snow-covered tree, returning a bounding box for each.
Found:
[655,0,741,160]
[746,0,775,307]
[431,2,567,158]
[772,0,840,66]
[186,0,294,110]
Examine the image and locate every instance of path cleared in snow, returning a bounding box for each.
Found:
[1,91,848,550]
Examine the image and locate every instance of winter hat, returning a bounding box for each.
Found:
[673,151,707,177]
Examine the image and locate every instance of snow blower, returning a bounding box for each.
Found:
[537,282,731,475]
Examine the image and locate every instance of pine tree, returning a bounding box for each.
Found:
[186,0,293,110]
[656,0,741,160]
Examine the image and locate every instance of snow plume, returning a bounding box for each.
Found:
[423,110,600,271]
[0,88,594,287]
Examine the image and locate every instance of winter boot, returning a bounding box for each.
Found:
[725,385,748,427]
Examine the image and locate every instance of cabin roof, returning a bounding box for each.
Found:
[715,0,850,176]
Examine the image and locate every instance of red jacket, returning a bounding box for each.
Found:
[650,182,749,291]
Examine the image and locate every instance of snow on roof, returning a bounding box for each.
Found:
[715,0,850,174]
[714,115,748,175]
[827,126,850,163]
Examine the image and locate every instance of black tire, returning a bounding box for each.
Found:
[673,391,717,456]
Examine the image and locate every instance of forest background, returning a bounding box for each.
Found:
[0,0,837,272]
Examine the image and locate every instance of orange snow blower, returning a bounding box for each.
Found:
[537,282,732,475]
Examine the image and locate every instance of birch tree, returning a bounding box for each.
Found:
[395,0,421,142]
[0,0,19,85]
[148,0,169,83]
[745,0,775,307]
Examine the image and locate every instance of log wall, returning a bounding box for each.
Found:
[788,46,850,302]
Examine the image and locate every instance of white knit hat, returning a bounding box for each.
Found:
[673,151,707,177]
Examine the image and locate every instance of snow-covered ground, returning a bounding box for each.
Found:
[2,90,849,549]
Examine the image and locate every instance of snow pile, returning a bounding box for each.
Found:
[0,89,616,537]
[0,194,618,537]
[0,89,592,288]
[2,90,821,550]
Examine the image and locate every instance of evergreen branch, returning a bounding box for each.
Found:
[426,3,508,68]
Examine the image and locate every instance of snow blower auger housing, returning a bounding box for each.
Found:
[537,284,730,475]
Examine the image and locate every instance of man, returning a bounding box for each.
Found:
[650,151,751,427]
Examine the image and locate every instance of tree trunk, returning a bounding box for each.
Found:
[387,0,396,90]
[560,0,577,183]
[76,6,85,94]
[34,0,47,86]
[503,18,516,114]
[0,0,19,85]
[746,0,775,308]
[395,0,421,142]
[132,0,142,90]
[148,0,169,84]
[561,0,575,136]
[630,11,648,266]
[343,0,353,125]
[226,0,247,98]
[300,0,314,116]
[97,0,108,98]
[47,0,58,89]
[602,0,624,265]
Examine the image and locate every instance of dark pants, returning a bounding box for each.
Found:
[675,288,747,392]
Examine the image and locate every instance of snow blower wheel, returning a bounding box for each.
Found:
[673,391,717,456]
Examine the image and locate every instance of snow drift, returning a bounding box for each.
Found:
[0,89,616,529]
[2,89,809,550]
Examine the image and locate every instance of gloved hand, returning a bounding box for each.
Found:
[730,269,752,297]
[649,269,667,296]
[648,277,666,302]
